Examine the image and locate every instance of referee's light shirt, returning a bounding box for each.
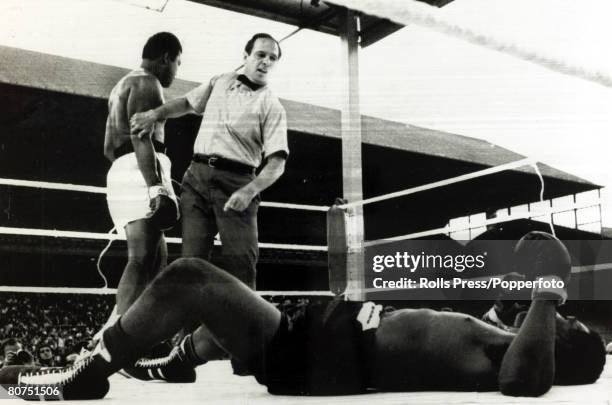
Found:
[186,72,289,167]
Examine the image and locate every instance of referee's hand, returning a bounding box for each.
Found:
[130,110,157,138]
[224,188,256,212]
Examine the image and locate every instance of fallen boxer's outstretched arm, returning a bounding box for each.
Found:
[498,298,557,396]
[499,231,572,396]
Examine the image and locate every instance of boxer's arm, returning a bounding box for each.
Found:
[498,299,557,397]
[103,116,115,161]
[498,231,573,396]
[128,78,164,187]
[223,155,286,212]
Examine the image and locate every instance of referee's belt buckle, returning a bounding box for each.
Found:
[193,154,255,175]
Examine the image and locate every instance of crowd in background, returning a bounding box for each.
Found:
[0,292,322,368]
[0,293,114,367]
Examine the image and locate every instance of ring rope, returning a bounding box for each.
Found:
[1,194,600,299]
[0,178,106,194]
[329,0,612,89]
[339,157,535,209]
[0,178,329,212]
[532,162,555,236]
[0,157,570,252]
[0,226,328,252]
[362,199,601,248]
[0,285,334,297]
[96,227,117,289]
[258,201,328,212]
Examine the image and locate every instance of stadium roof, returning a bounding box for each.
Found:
[0,45,600,246]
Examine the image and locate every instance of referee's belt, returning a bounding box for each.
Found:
[114,140,166,159]
[193,154,255,175]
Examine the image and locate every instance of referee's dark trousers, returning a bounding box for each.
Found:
[180,158,259,288]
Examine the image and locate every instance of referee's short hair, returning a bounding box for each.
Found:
[244,33,281,59]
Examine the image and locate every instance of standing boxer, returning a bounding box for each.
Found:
[103,32,182,316]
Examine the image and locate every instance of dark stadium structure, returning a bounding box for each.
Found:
[187,0,455,47]
[0,45,605,292]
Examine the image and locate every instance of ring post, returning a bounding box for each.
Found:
[340,8,365,301]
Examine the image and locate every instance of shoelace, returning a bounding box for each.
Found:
[135,346,182,368]
[19,355,94,386]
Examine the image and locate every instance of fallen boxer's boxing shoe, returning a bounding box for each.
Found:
[0,351,109,400]
[121,342,196,383]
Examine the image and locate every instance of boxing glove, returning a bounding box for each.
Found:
[514,231,571,304]
[147,185,179,231]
